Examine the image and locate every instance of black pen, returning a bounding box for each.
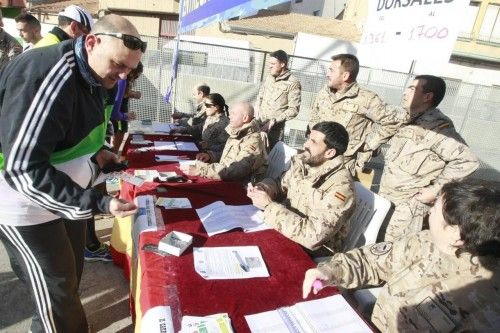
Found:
[232,250,249,272]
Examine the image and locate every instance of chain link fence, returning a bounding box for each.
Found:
[130,37,500,181]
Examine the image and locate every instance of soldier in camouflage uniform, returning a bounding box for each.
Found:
[309,54,406,176]
[303,179,500,332]
[256,50,301,150]
[171,93,229,162]
[379,75,479,241]
[0,9,22,69]
[171,83,210,128]
[248,122,355,257]
[181,102,266,184]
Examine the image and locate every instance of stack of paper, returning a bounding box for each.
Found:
[134,169,160,181]
[175,141,199,152]
[196,201,270,236]
[245,295,372,333]
[156,198,192,209]
[193,246,269,279]
[154,141,177,150]
[180,313,233,333]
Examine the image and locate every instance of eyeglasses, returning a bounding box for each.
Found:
[94,32,147,53]
[204,103,214,108]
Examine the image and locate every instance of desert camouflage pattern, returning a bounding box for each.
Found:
[317,231,500,332]
[309,83,407,175]
[256,70,301,147]
[259,154,355,255]
[194,119,266,183]
[379,108,479,240]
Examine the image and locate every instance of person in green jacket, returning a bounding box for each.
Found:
[35,4,93,48]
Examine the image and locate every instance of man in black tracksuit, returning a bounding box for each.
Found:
[0,14,144,332]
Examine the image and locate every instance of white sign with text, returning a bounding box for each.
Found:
[359,0,469,72]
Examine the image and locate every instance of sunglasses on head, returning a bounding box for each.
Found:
[204,102,214,108]
[94,32,147,53]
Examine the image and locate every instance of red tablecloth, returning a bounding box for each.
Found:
[111,134,340,333]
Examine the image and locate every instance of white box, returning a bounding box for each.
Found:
[158,231,193,256]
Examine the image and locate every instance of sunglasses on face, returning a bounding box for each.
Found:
[204,103,214,108]
[94,32,147,53]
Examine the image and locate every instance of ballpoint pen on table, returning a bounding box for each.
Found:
[232,250,250,272]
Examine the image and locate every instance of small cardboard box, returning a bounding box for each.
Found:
[158,231,193,256]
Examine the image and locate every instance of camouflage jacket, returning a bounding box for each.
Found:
[309,83,406,173]
[258,154,355,254]
[317,231,500,332]
[0,30,22,69]
[379,108,479,201]
[256,70,301,124]
[194,119,267,183]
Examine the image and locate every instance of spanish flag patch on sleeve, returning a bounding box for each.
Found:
[438,123,449,129]
[249,145,257,151]
[335,192,346,202]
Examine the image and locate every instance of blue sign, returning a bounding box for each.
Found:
[180,0,290,33]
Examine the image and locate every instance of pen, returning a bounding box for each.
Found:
[232,250,249,272]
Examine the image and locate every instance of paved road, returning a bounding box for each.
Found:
[0,217,133,333]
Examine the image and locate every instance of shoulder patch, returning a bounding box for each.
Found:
[438,123,450,129]
[370,242,393,256]
[249,145,257,151]
[334,192,346,202]
[342,102,358,113]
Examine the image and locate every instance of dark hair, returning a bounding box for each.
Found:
[206,93,228,116]
[270,49,288,64]
[414,75,446,108]
[128,61,143,82]
[58,15,73,28]
[311,121,349,156]
[331,53,359,81]
[441,179,500,258]
[15,13,41,30]
[197,84,210,97]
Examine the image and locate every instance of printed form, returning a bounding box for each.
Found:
[193,246,269,280]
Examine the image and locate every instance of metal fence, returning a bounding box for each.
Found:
[130,37,500,181]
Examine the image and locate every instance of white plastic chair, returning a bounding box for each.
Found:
[264,141,297,179]
[343,181,391,251]
[343,181,391,315]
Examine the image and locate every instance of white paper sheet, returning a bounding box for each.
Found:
[152,122,175,133]
[156,198,192,209]
[245,295,372,333]
[154,141,177,151]
[118,172,145,187]
[180,313,233,333]
[179,160,197,167]
[134,169,160,181]
[193,246,269,280]
[175,141,199,152]
[196,201,270,236]
[155,155,193,162]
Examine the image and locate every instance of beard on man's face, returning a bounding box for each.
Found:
[302,148,325,167]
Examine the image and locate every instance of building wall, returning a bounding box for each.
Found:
[99,0,178,13]
[455,0,500,62]
[195,23,294,53]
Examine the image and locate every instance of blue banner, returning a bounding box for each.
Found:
[180,0,290,33]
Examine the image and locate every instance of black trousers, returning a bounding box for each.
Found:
[0,218,88,333]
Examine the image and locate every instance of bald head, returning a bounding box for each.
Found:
[85,14,143,89]
[229,102,254,129]
[92,14,139,38]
